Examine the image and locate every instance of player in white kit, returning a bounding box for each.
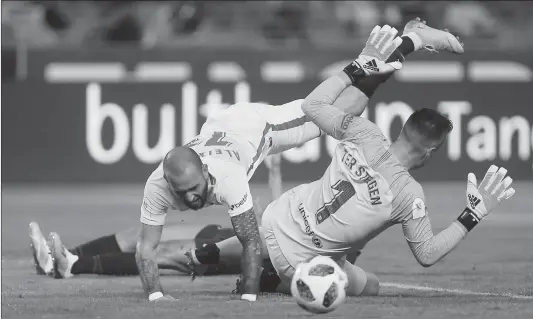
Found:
[185,24,515,297]
[39,56,376,302]
[31,19,476,299]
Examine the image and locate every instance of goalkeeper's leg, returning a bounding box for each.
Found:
[341,262,380,296]
[264,259,379,296]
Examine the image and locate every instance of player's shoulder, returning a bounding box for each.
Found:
[343,116,387,142]
[406,176,424,195]
[390,175,426,223]
[143,163,178,208]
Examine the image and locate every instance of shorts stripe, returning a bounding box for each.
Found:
[246,116,310,174]
[247,124,272,174]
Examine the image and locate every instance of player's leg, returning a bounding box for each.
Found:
[184,226,269,277]
[65,223,219,258]
[339,260,379,296]
[355,18,464,99]
[50,225,230,278]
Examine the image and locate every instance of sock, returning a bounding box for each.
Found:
[194,243,220,264]
[259,260,281,293]
[69,235,122,257]
[355,35,417,98]
[397,35,416,57]
[401,32,422,52]
[71,253,139,276]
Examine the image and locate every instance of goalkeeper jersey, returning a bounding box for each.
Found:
[268,117,430,263]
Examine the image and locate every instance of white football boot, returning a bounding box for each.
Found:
[29,222,54,276]
[403,17,464,54]
[49,232,78,279]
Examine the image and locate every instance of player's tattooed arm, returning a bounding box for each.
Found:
[230,208,262,296]
[135,223,164,296]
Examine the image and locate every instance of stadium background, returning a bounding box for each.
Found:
[2,0,533,183]
[2,2,533,318]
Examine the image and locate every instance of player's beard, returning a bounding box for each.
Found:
[184,185,208,210]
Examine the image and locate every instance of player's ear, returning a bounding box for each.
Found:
[424,147,437,161]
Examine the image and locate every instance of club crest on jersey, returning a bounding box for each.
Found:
[298,203,323,248]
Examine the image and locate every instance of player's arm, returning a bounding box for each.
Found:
[136,223,164,296]
[264,154,282,200]
[400,166,515,267]
[302,25,403,139]
[402,207,468,267]
[136,191,173,301]
[219,172,262,301]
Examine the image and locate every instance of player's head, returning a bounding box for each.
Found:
[163,147,209,210]
[396,108,453,169]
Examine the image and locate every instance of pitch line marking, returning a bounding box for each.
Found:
[382,282,533,300]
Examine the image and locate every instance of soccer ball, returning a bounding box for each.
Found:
[290,256,348,314]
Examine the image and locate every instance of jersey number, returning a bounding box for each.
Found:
[315,180,356,225]
[205,132,231,147]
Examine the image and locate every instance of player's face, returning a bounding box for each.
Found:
[166,174,209,210]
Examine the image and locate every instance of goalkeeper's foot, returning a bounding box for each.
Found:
[403,17,464,54]
[49,232,78,279]
[29,222,53,276]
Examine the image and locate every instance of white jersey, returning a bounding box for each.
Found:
[265,118,425,264]
[140,100,322,226]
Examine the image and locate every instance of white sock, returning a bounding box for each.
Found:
[403,32,423,51]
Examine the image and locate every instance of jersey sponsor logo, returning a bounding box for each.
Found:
[468,194,481,209]
[298,203,323,248]
[341,151,382,205]
[229,193,248,211]
[412,198,426,219]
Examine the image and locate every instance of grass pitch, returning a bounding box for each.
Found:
[2,182,532,319]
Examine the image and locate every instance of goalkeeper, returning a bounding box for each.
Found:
[187,23,517,297]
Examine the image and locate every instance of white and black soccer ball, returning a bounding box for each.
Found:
[290,256,348,314]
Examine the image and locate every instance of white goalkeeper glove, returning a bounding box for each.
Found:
[343,25,403,85]
[458,165,516,231]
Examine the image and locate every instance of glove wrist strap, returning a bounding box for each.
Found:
[343,61,366,86]
[457,208,481,232]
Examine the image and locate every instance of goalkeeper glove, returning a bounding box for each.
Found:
[457,165,516,231]
[343,25,404,86]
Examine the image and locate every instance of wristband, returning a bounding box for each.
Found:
[241,294,257,302]
[343,61,366,86]
[148,292,164,301]
[456,208,480,232]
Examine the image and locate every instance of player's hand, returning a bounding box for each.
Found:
[151,295,177,303]
[356,25,404,76]
[466,165,515,220]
